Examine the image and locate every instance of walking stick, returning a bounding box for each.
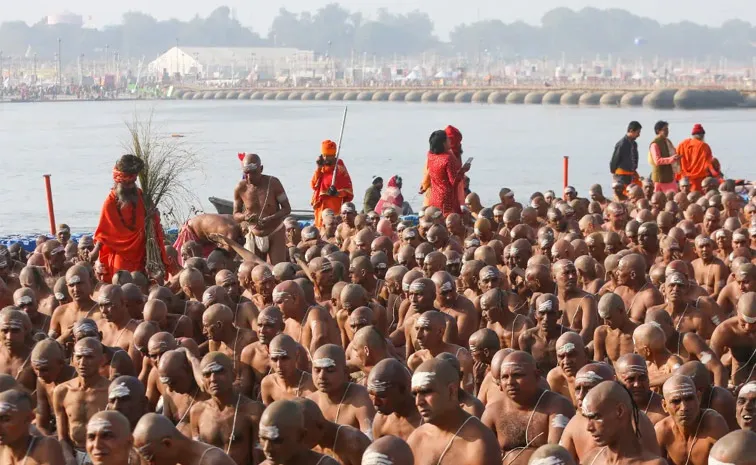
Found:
[329,106,349,190]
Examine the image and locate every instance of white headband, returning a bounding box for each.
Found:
[575,371,604,385]
[362,451,394,465]
[108,383,131,400]
[201,362,225,374]
[557,342,576,356]
[538,300,555,312]
[259,425,280,440]
[411,371,435,390]
[313,358,336,368]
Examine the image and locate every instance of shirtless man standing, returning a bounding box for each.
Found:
[158,350,209,437]
[308,344,375,437]
[257,400,339,465]
[0,308,36,392]
[407,358,501,465]
[655,375,728,465]
[519,294,572,374]
[53,337,110,465]
[0,389,66,465]
[480,288,532,351]
[691,236,728,299]
[260,334,315,405]
[613,254,664,324]
[407,311,474,393]
[33,338,77,435]
[134,413,237,465]
[482,351,575,465]
[547,332,589,408]
[233,153,292,265]
[710,292,756,389]
[554,260,599,342]
[580,381,666,465]
[96,285,139,369]
[367,358,422,441]
[293,397,370,465]
[49,265,100,345]
[592,293,637,364]
[190,352,264,465]
[273,281,340,355]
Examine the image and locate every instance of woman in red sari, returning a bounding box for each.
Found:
[421,130,470,215]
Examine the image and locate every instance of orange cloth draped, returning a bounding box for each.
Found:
[310,160,353,227]
[676,138,714,192]
[94,189,168,282]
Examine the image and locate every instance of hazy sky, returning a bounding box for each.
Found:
[18,0,756,38]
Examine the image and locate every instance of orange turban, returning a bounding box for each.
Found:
[322,140,338,157]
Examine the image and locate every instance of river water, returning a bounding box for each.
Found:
[1,100,755,235]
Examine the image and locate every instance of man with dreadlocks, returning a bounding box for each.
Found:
[91,154,168,282]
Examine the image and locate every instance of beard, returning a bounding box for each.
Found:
[115,183,139,208]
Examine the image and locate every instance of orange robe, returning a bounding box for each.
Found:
[676,138,713,192]
[94,189,168,282]
[310,160,353,227]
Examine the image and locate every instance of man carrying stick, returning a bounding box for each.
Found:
[311,112,353,228]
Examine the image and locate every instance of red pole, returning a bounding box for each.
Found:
[563,156,569,190]
[43,175,56,236]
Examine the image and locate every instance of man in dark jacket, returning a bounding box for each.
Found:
[610,121,642,188]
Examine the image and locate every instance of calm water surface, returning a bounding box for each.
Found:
[1,100,755,234]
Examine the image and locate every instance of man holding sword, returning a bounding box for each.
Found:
[311,139,354,228]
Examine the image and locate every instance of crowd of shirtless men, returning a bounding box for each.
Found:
[0,158,756,465]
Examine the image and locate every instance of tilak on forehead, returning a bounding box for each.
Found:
[621,364,648,375]
[409,281,425,293]
[575,370,604,385]
[411,371,435,389]
[109,382,131,400]
[538,299,556,313]
[272,291,290,301]
[557,342,576,356]
[313,357,336,368]
[362,451,394,465]
[201,361,225,374]
[416,314,431,328]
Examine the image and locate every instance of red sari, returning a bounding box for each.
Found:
[426,151,463,215]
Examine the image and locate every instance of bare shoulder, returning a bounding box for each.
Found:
[34,435,65,459]
[308,305,333,322]
[545,390,575,414]
[233,179,247,194]
[242,396,265,418]
[702,409,729,433]
[347,382,370,399]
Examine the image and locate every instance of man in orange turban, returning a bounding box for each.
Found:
[311,140,353,227]
[91,154,168,282]
[676,123,715,192]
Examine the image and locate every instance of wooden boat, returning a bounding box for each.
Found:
[208,197,316,221]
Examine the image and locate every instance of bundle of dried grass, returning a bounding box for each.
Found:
[123,113,200,278]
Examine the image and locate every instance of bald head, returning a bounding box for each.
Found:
[312,344,346,369]
[108,375,146,403]
[633,323,667,352]
[340,284,369,312]
[148,332,177,356]
[412,358,459,392]
[709,430,756,465]
[615,353,649,377]
[528,445,576,465]
[367,358,412,398]
[134,413,182,447]
[362,435,414,465]
[576,363,615,387]
[200,351,234,377]
[597,292,626,320]
[675,361,712,392]
[469,328,500,354]
[133,321,160,349]
[31,338,65,369]
[259,400,304,440]
[662,374,697,402]
[87,410,132,443]
[202,303,234,327]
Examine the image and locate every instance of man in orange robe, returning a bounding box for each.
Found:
[311,140,353,228]
[91,154,168,282]
[676,123,714,192]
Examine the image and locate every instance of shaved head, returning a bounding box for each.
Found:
[709,430,756,465]
[363,435,414,465]
[528,444,576,465]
